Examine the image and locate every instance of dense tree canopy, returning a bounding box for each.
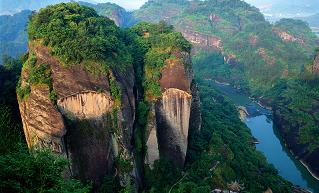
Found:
[27,2,131,70]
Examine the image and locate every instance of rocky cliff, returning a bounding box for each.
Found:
[18,42,136,186]
[144,50,200,167]
[312,50,319,74]
[17,3,201,191]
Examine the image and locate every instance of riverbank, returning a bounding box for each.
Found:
[300,160,319,181]
[211,80,319,192]
[213,80,319,183]
[273,108,319,182]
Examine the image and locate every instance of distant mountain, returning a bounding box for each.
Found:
[79,1,135,27]
[132,0,318,93]
[0,10,31,64]
[0,0,97,15]
[295,13,319,28]
[245,0,319,19]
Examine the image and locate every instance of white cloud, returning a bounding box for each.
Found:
[95,0,147,10]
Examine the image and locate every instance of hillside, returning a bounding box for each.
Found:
[132,0,318,95]
[0,10,31,64]
[270,51,319,180]
[296,13,319,28]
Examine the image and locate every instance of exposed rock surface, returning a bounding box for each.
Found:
[180,29,222,50]
[18,84,66,153]
[18,43,136,186]
[145,105,159,167]
[257,48,275,65]
[58,92,114,119]
[273,28,304,44]
[156,88,192,166]
[312,51,319,74]
[145,52,199,167]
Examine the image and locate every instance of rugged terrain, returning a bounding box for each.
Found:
[0,1,317,192]
[16,3,199,190]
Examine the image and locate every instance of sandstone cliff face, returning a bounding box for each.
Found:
[18,44,136,186]
[156,88,192,166]
[19,84,66,153]
[145,51,200,167]
[312,51,319,74]
[145,104,160,168]
[273,28,304,45]
[180,29,222,50]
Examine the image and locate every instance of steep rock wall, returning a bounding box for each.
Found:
[156,88,192,166]
[145,52,199,168]
[18,84,66,153]
[189,80,202,132]
[180,29,222,50]
[58,92,114,119]
[18,44,136,186]
[312,51,319,74]
[145,104,160,167]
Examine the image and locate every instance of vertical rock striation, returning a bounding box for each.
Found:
[312,50,319,74]
[156,88,192,166]
[145,51,200,167]
[18,84,66,153]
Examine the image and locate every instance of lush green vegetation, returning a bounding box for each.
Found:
[129,22,191,101]
[27,2,132,72]
[132,0,318,95]
[0,147,91,193]
[142,80,294,193]
[79,1,135,28]
[16,52,56,103]
[274,18,318,53]
[271,76,319,152]
[1,2,314,192]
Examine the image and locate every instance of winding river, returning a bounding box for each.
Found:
[211,81,319,193]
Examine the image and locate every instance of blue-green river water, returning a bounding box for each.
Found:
[212,81,319,192]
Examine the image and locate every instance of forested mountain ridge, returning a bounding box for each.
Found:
[0,10,31,65]
[131,0,318,95]
[81,0,318,94]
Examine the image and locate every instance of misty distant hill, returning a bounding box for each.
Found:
[245,0,319,21]
[0,0,97,15]
[295,13,319,28]
[0,10,31,64]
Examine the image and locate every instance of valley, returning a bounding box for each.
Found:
[0,0,318,192]
[212,81,319,192]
